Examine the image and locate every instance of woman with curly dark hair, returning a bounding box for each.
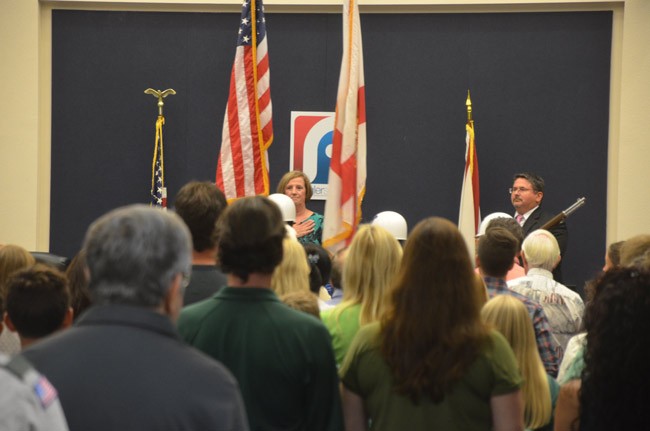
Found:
[554,268,650,431]
[339,217,524,430]
[558,240,627,382]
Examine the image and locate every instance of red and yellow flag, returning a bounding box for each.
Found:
[323,0,367,253]
[458,92,480,259]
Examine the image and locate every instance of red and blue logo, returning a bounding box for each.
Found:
[290,112,335,200]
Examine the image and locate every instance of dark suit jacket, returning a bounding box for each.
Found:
[522,206,568,282]
[23,304,248,431]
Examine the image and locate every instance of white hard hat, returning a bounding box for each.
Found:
[372,211,408,241]
[268,193,296,223]
[476,212,513,237]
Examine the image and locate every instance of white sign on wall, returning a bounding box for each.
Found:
[289,111,335,200]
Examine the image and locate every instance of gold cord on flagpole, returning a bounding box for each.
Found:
[145,88,175,207]
[154,116,165,185]
[145,88,175,184]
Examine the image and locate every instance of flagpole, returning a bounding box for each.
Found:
[144,88,176,208]
[459,89,480,262]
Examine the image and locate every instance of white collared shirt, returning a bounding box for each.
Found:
[514,205,539,226]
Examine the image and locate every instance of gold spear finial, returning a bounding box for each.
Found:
[144,88,176,116]
[466,90,473,123]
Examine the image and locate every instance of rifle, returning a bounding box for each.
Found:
[540,197,586,230]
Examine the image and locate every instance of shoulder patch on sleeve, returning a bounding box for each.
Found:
[33,376,59,409]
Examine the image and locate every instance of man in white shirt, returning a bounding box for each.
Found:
[508,228,584,351]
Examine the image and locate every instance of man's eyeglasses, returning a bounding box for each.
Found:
[509,187,533,194]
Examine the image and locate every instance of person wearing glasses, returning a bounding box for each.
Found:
[510,172,568,282]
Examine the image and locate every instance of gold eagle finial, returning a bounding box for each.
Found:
[144,88,176,116]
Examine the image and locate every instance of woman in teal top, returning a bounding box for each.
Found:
[277,171,323,245]
[321,224,402,366]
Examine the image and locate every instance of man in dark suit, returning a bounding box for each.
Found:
[510,172,568,282]
[22,205,248,431]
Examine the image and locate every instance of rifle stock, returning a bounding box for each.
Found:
[540,213,566,231]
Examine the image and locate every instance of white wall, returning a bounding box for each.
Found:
[1,0,648,251]
[0,1,41,249]
[614,0,650,240]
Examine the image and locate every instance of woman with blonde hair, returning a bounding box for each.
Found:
[340,217,523,430]
[321,224,403,366]
[270,237,311,297]
[0,244,36,289]
[482,295,557,431]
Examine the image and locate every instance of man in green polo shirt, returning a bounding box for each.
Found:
[178,196,343,431]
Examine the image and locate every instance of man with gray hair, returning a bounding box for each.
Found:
[508,229,584,351]
[22,205,248,431]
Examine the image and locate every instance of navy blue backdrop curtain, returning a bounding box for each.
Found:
[51,10,611,290]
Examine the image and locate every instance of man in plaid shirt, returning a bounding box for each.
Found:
[478,226,562,377]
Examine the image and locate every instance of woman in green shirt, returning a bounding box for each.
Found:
[340,217,524,431]
[321,224,402,365]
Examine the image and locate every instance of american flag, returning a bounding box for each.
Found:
[458,93,480,259]
[33,376,59,408]
[150,116,167,208]
[322,0,367,253]
[216,0,273,200]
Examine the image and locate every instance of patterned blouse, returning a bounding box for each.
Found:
[297,213,324,245]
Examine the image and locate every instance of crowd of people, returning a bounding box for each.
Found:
[1,171,649,431]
